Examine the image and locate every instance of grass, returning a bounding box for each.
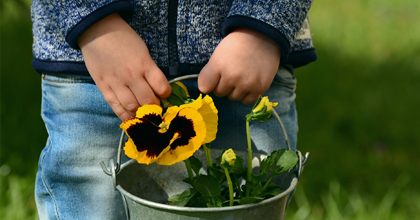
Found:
[0,175,39,220]
[287,175,420,220]
[1,0,420,219]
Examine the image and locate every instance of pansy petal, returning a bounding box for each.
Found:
[136,144,168,165]
[157,108,206,165]
[123,139,139,159]
[200,95,218,143]
[162,106,180,123]
[138,132,180,164]
[182,94,203,110]
[120,118,142,131]
[136,104,162,120]
[166,94,217,143]
[127,118,177,158]
[134,133,180,165]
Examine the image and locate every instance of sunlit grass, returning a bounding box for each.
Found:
[287,175,420,220]
[0,175,39,220]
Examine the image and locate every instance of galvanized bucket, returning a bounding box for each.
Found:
[101,75,309,220]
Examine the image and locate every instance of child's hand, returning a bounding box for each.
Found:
[78,13,171,121]
[198,27,281,105]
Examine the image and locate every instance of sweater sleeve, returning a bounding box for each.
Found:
[35,0,134,49]
[222,0,313,61]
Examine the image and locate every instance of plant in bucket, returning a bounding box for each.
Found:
[101,75,309,220]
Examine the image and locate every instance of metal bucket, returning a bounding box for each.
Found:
[101,75,309,220]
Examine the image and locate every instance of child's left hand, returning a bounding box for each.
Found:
[198,27,281,105]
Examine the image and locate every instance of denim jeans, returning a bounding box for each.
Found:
[35,67,298,219]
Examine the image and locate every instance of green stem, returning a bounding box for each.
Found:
[262,174,275,191]
[224,168,234,206]
[203,143,213,168]
[184,159,194,182]
[246,120,252,197]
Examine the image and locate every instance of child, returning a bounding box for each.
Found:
[32,0,316,219]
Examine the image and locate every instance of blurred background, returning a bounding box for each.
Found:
[1,0,419,219]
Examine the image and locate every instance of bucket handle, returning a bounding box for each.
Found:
[100,74,309,186]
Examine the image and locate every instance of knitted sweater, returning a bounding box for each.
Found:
[31,0,317,76]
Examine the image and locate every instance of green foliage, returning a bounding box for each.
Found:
[168,149,298,207]
[260,149,299,174]
[188,155,203,175]
[163,82,189,106]
[167,188,198,207]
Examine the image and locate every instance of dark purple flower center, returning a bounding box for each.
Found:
[126,112,196,158]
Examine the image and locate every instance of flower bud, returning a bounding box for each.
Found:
[252,96,278,114]
[247,96,278,122]
[252,96,269,113]
[221,149,236,168]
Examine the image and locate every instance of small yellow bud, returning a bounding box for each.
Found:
[265,101,278,112]
[222,149,236,167]
[252,97,269,113]
[252,96,278,113]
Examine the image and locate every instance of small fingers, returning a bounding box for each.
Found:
[112,85,141,117]
[198,64,220,94]
[129,79,161,106]
[227,87,247,102]
[241,93,261,105]
[145,68,172,99]
[100,86,135,121]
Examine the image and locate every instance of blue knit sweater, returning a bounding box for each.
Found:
[31,0,317,76]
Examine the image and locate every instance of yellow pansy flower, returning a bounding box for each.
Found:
[120,95,218,166]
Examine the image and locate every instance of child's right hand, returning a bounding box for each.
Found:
[78,13,172,121]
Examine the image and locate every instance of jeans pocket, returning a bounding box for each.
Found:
[265,67,297,116]
[273,67,297,91]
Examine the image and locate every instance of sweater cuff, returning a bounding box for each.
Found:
[222,15,291,61]
[66,1,133,49]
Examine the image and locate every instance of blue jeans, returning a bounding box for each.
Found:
[35,67,298,219]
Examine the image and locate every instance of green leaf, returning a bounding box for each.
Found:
[166,95,184,106]
[168,188,198,207]
[197,195,223,207]
[194,175,222,197]
[246,106,273,122]
[251,183,264,196]
[182,177,194,185]
[267,149,298,174]
[251,172,269,184]
[238,196,265,205]
[260,156,270,173]
[242,180,263,196]
[207,166,225,183]
[171,82,188,99]
[229,156,245,175]
[188,155,203,175]
[262,184,282,197]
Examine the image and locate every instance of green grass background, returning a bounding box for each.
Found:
[1,0,419,219]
